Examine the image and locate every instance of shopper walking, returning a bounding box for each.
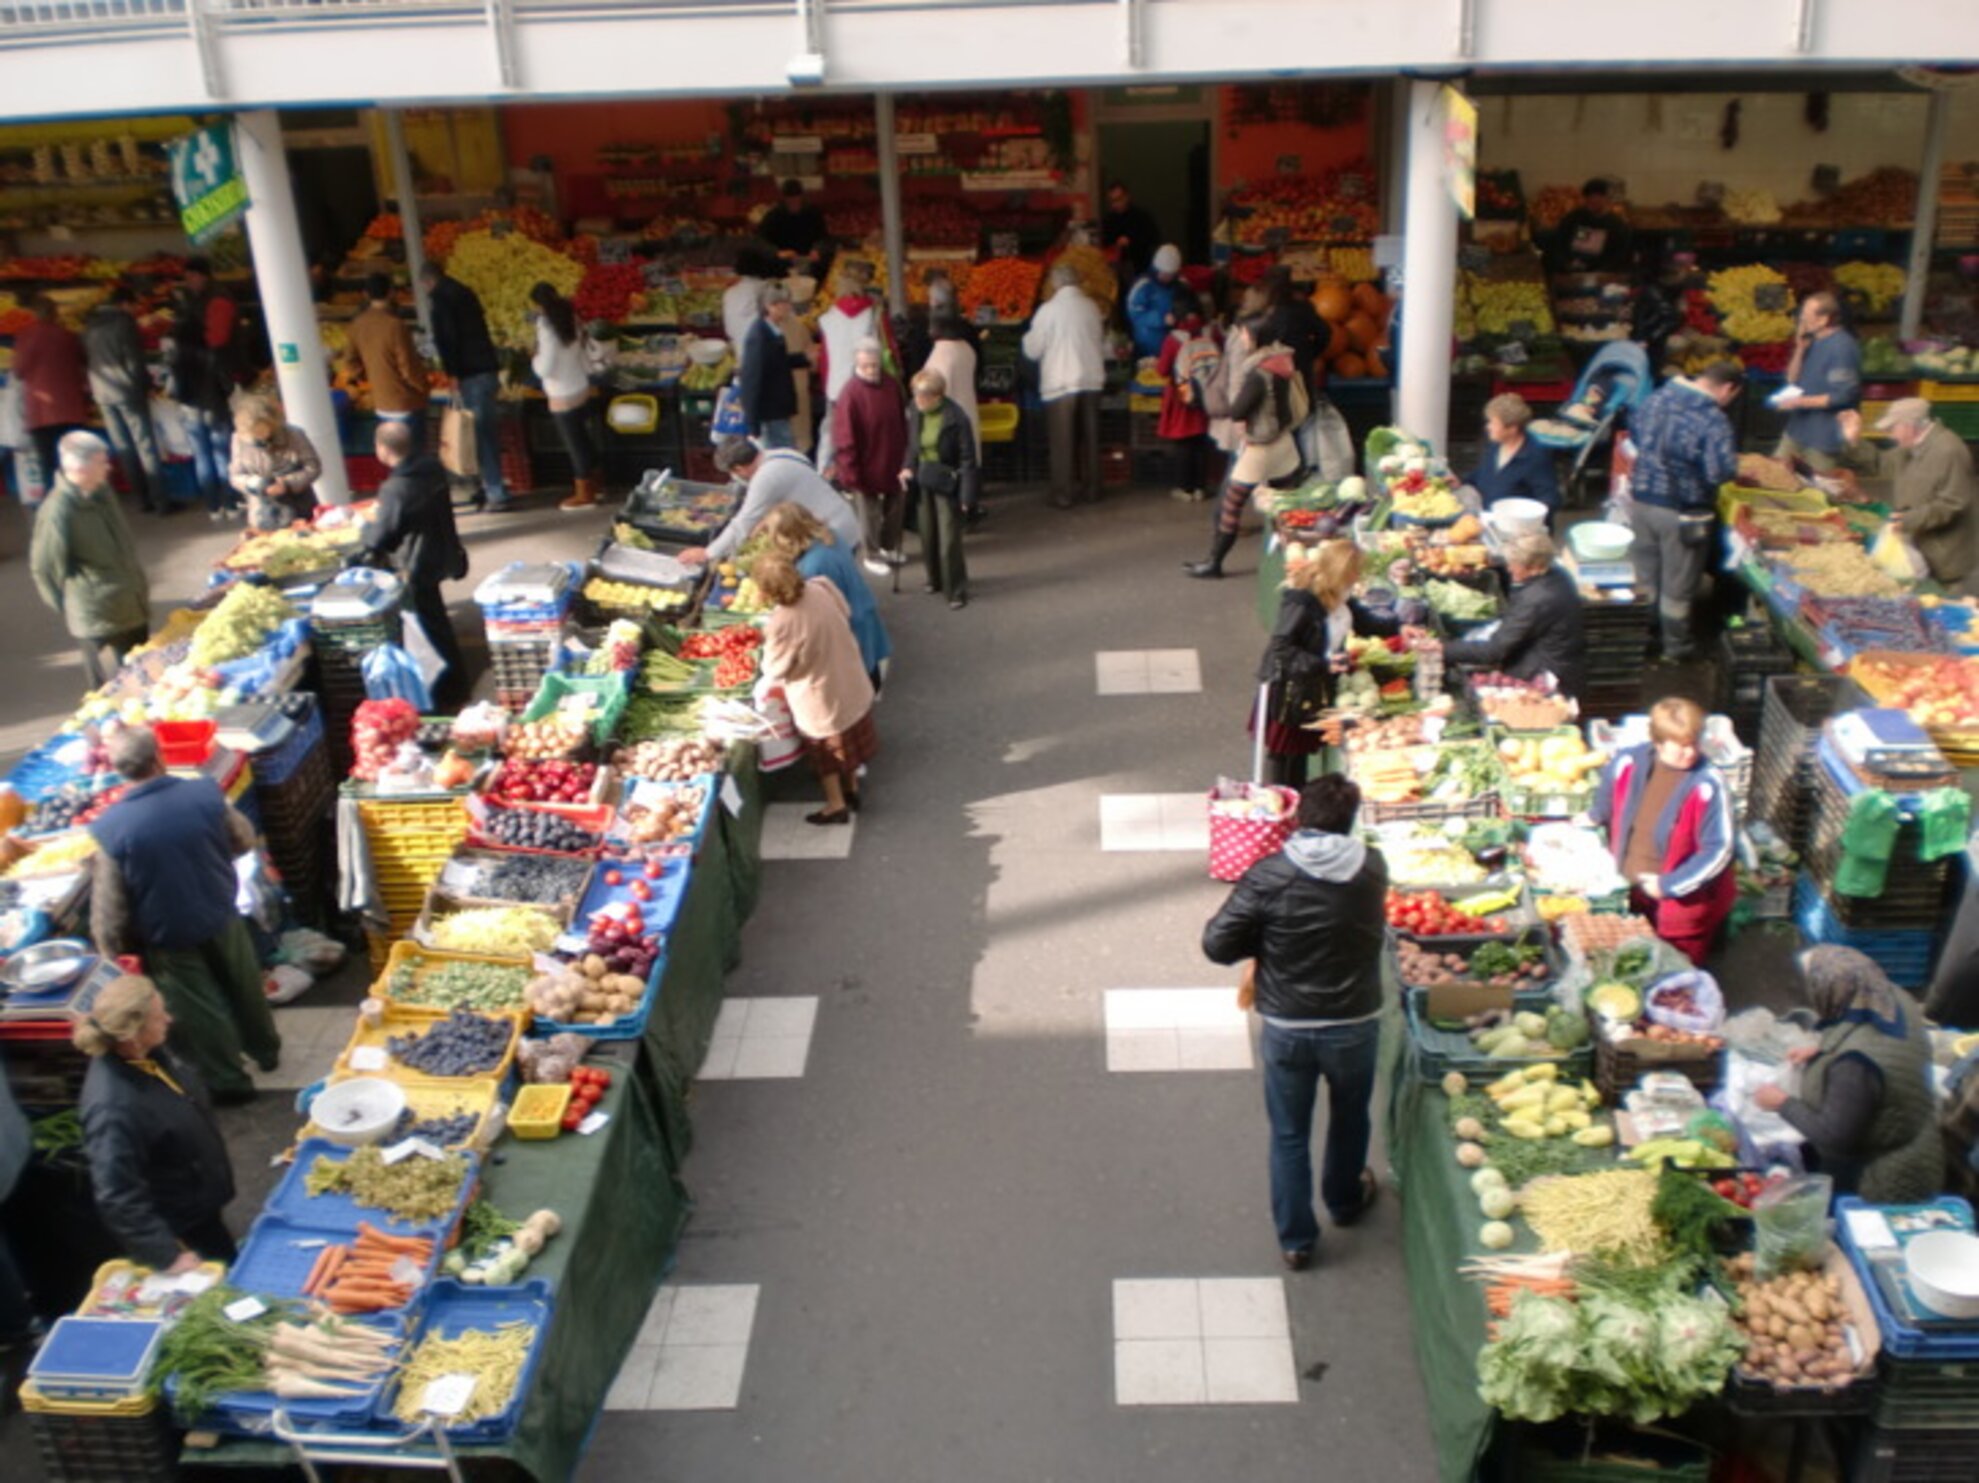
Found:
[228,394,323,532]
[30,432,150,689]
[827,338,908,574]
[1125,244,1183,359]
[738,283,800,451]
[759,502,891,688]
[1776,291,1861,473]
[168,256,242,518]
[815,259,891,473]
[685,438,862,566]
[1626,361,1741,661]
[1443,533,1588,700]
[420,261,510,513]
[1202,775,1388,1270]
[1838,401,1977,594]
[754,554,878,827]
[88,725,278,1104]
[902,367,977,610]
[82,286,163,513]
[1155,285,1217,503]
[344,273,430,450]
[75,975,238,1268]
[529,282,604,511]
[356,420,470,705]
[1022,262,1106,508]
[13,294,92,499]
[1184,336,1306,579]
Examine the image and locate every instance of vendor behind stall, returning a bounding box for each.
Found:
[1441,533,1587,700]
[1752,947,1940,1205]
[1588,697,1737,964]
[1838,400,1977,595]
[1546,179,1633,273]
[1464,394,1559,519]
[75,975,237,1269]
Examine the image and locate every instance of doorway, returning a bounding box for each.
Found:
[1097,118,1212,262]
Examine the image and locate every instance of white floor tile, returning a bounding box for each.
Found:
[634,1288,677,1347]
[1102,989,1176,1032]
[1145,649,1203,694]
[696,1036,742,1081]
[1157,793,1212,852]
[760,803,857,861]
[1113,1279,1201,1341]
[743,996,818,1039]
[1115,1339,1208,1406]
[728,1034,811,1080]
[709,998,751,1041]
[1105,1028,1181,1074]
[646,1342,750,1410]
[1104,990,1253,1073]
[1202,1336,1299,1404]
[1094,651,1151,695]
[1098,794,1164,852]
[664,1285,759,1346]
[1197,1279,1289,1340]
[602,1344,662,1411]
[698,997,818,1081]
[1175,1027,1254,1071]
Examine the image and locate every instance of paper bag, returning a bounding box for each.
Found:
[440,405,479,479]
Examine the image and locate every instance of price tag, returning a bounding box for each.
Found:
[176,1271,220,1295]
[420,1373,478,1418]
[577,1111,611,1136]
[1842,1207,1897,1251]
[381,1137,444,1165]
[224,1296,267,1323]
[349,1046,389,1073]
[720,776,744,817]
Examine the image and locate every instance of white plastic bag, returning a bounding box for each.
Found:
[1869,525,1930,584]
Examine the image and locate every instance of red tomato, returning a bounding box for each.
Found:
[561,1107,584,1132]
[604,870,623,887]
[644,858,664,880]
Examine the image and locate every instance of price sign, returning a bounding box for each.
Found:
[381,1137,443,1165]
[988,231,1021,260]
[420,1373,477,1418]
[224,1296,267,1323]
[578,1111,611,1136]
[349,1046,389,1073]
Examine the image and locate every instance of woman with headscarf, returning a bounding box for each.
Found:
[75,975,238,1270]
[1752,946,1940,1203]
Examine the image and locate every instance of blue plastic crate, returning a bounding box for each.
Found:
[374,1280,551,1443]
[27,1317,166,1401]
[532,948,665,1043]
[262,1140,477,1243]
[250,698,326,789]
[3,732,90,804]
[1792,873,1941,987]
[229,1215,365,1301]
[573,854,690,941]
[187,1313,407,1436]
[1836,1196,1979,1361]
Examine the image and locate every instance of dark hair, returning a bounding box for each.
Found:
[1296,774,1362,834]
[418,261,441,284]
[364,272,393,302]
[375,420,415,460]
[183,255,211,276]
[530,281,577,346]
[713,436,761,474]
[107,284,136,307]
[930,313,967,342]
[1697,360,1746,389]
[780,178,804,199]
[1583,178,1610,198]
[1169,285,1201,320]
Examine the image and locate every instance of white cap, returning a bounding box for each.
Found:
[1153,244,1182,275]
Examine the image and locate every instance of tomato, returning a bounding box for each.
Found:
[630,880,652,903]
[561,1107,584,1132]
[644,858,665,880]
[604,870,623,887]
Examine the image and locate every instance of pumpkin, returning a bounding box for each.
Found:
[1312,281,1353,323]
[1365,349,1388,379]
[1351,282,1390,319]
[1344,313,1381,351]
[1334,352,1367,378]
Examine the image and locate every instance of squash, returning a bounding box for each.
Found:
[1334,352,1367,379]
[1351,282,1391,319]
[1312,281,1353,323]
[1344,313,1381,352]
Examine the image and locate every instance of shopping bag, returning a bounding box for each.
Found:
[711,383,750,440]
[1869,525,1929,584]
[1207,780,1300,883]
[439,405,479,479]
[360,642,434,711]
[1298,397,1355,482]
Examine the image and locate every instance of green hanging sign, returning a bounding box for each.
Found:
[167,122,250,245]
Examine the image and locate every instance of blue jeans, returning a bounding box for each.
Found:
[185,407,234,511]
[1260,1017,1380,1254]
[756,418,794,451]
[100,399,162,506]
[454,371,506,500]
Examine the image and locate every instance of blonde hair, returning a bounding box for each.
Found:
[1294,539,1363,611]
[1484,393,1533,431]
[758,502,831,561]
[234,393,283,437]
[911,368,947,398]
[751,553,806,607]
[1506,532,1556,572]
[1649,696,1705,747]
[73,975,160,1057]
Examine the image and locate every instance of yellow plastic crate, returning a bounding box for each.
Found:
[17,1379,157,1417]
[375,940,536,1015]
[77,1258,226,1319]
[509,1083,572,1140]
[334,1004,523,1084]
[311,1073,499,1147]
[979,402,1019,444]
[1920,378,1979,403]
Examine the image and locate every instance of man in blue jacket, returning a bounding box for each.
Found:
[1627,361,1742,662]
[1126,245,1183,359]
[1776,292,1861,473]
[88,725,276,1102]
[737,284,799,449]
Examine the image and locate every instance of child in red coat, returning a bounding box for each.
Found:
[1154,287,1219,502]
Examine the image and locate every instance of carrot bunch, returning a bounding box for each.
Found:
[304,1223,434,1314]
[1484,1275,1576,1318]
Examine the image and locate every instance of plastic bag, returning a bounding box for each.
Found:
[361,643,434,711]
[1753,1173,1833,1279]
[1869,525,1930,584]
[1645,969,1726,1034]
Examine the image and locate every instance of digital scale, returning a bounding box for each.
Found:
[1840,1198,1979,1335]
[1558,550,1635,594]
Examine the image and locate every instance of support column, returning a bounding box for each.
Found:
[875,93,907,318]
[1397,79,1460,453]
[236,109,350,506]
[383,109,432,336]
[1900,88,1947,343]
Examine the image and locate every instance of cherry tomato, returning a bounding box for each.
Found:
[604,870,623,886]
[644,858,665,880]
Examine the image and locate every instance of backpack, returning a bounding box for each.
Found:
[1242,343,1307,446]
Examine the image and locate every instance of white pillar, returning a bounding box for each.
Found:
[382,109,432,336]
[1900,89,1948,343]
[875,93,907,318]
[236,109,350,506]
[1397,80,1460,453]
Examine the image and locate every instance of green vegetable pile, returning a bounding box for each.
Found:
[1447,1093,1608,1185]
[1426,578,1500,623]
[150,1287,299,1414]
[457,1198,523,1261]
[388,958,533,1012]
[1424,742,1503,801]
[305,1146,468,1222]
[189,584,296,668]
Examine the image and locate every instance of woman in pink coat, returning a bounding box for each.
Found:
[756,553,878,826]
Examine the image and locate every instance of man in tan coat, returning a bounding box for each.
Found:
[344,272,431,450]
[1840,399,1977,594]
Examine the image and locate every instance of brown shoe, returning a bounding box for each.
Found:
[1281,1248,1313,1272]
[559,477,599,512]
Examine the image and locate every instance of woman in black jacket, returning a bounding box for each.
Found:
[76,975,237,1271]
[1254,540,1400,788]
[1441,531,1588,700]
[900,367,978,609]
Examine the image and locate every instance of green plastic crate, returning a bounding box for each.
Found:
[523,674,629,747]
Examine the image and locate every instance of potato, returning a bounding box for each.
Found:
[1786,1323,1816,1353]
[583,956,608,980]
[1776,1298,1811,1327]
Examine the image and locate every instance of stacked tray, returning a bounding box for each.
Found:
[1747,674,1847,853]
[1717,621,1797,745]
[1577,591,1654,721]
[1803,749,1955,931]
[1793,874,1941,989]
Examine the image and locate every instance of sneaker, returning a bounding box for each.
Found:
[862,557,889,577]
[883,548,909,567]
[1170,487,1196,502]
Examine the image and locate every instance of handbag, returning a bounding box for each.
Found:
[711,382,750,439]
[917,461,960,499]
[1269,649,1331,728]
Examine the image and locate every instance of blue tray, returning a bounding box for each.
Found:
[1836,1196,1979,1361]
[27,1317,166,1400]
[263,1139,477,1243]
[533,949,665,1044]
[609,774,718,859]
[174,1313,406,1436]
[229,1215,364,1301]
[375,1280,552,1443]
[1791,874,1941,988]
[574,855,690,941]
[3,733,90,804]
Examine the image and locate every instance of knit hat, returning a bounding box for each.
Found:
[1153,244,1183,275]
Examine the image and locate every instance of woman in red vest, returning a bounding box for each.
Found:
[1589,696,1738,964]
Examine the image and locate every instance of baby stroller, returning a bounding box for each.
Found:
[1528,341,1654,508]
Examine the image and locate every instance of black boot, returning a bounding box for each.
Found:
[1184,528,1238,579]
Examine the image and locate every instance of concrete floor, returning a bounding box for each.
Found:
[0,476,1796,1480]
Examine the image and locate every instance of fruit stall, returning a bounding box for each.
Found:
[2,501,782,1478]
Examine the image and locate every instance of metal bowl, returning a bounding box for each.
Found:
[0,938,94,997]
[1905,1230,1979,1321]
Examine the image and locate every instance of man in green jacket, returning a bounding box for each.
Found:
[29,431,151,687]
[1840,399,1977,595]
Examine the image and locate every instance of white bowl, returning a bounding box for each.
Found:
[1571,521,1636,563]
[308,1077,407,1146]
[687,338,730,366]
[1488,497,1550,538]
[1905,1230,1979,1320]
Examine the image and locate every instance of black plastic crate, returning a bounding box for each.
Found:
[1850,1423,1979,1483]
[1873,1356,1979,1432]
[28,1403,177,1482]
